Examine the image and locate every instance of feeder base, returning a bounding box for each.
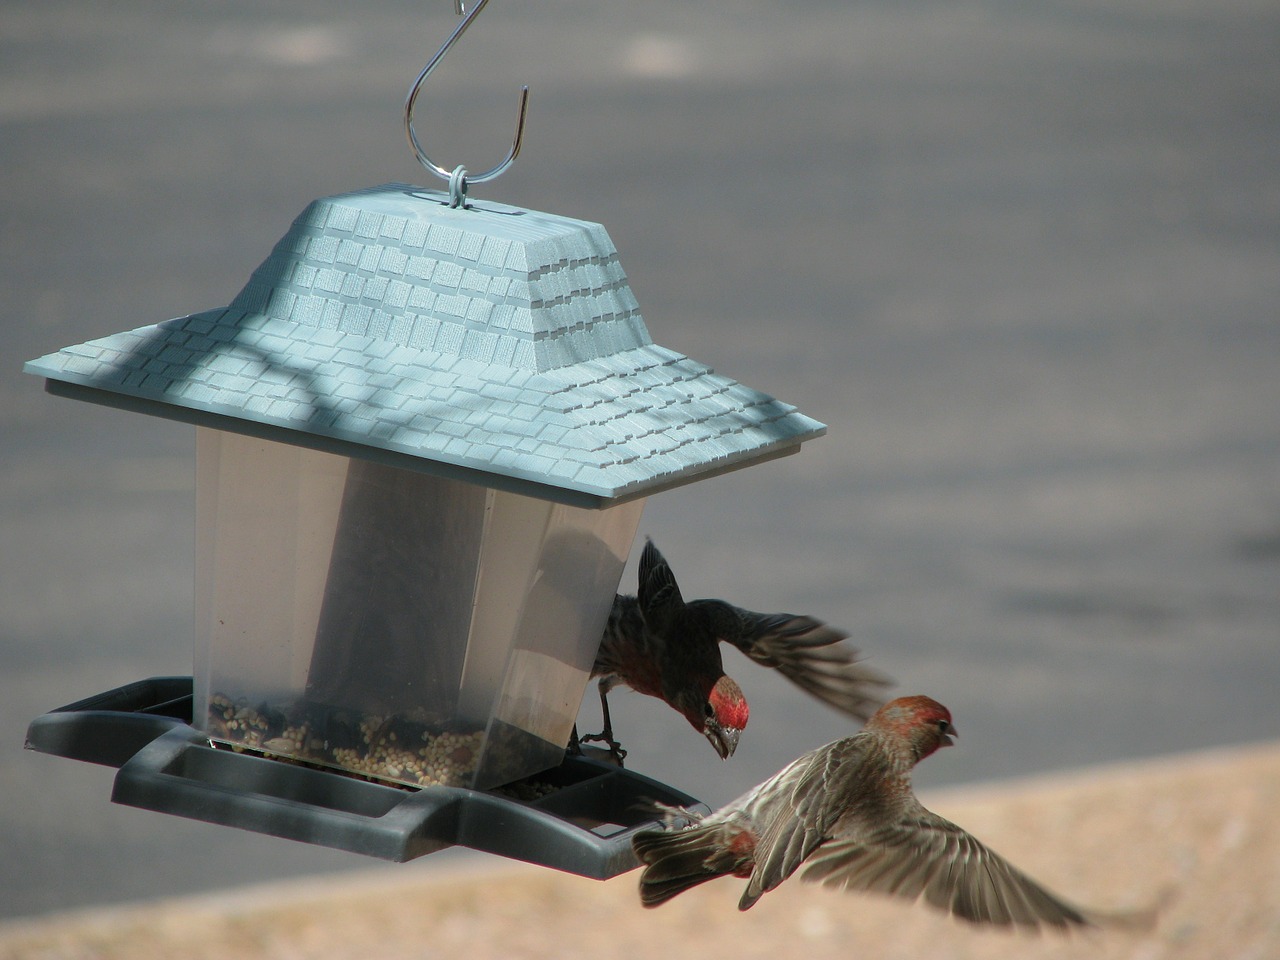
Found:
[25,678,707,879]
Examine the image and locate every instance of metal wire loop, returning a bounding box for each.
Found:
[404,0,529,186]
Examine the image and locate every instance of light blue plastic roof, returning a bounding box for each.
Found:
[26,183,824,507]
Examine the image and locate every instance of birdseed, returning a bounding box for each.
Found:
[206,693,486,788]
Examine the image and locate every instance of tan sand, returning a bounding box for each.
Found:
[3,741,1278,960]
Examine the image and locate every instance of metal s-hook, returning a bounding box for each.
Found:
[404,0,529,205]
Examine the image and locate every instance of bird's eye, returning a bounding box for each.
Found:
[936,719,950,733]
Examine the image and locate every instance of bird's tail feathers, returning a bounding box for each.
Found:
[633,823,750,908]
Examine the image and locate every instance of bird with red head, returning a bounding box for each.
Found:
[584,539,890,761]
[633,695,1154,931]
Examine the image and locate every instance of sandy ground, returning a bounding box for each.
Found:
[2,741,1278,960]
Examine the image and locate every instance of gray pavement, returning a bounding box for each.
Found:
[1,0,1277,920]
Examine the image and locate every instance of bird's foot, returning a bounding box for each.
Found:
[579,729,628,765]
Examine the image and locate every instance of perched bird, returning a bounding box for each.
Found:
[634,695,1151,931]
[581,539,889,761]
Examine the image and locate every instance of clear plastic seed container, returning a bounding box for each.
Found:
[194,428,643,790]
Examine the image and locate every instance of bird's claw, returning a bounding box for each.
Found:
[579,729,628,765]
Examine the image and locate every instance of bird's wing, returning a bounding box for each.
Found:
[637,538,685,633]
[738,737,870,909]
[799,806,1102,930]
[719,607,891,722]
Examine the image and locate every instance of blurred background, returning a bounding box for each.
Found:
[2,0,1277,921]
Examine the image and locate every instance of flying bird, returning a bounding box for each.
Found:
[581,539,890,761]
[633,695,1153,931]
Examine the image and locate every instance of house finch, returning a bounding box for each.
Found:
[633,695,1149,930]
[582,539,889,761]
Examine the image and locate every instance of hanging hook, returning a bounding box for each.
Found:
[404,0,529,200]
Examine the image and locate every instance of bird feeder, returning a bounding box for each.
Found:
[22,2,825,879]
[24,182,824,873]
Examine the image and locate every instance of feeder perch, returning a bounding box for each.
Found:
[24,183,825,876]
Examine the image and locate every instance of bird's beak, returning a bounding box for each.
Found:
[705,722,741,760]
[940,722,957,749]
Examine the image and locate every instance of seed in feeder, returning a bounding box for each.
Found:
[205,693,491,788]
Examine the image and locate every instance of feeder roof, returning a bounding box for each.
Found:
[25,183,824,507]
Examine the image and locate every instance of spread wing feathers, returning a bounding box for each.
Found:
[721,608,892,721]
[637,538,685,632]
[799,813,1096,930]
[737,740,865,910]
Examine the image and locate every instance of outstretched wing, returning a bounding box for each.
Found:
[637,538,685,633]
[719,608,891,722]
[736,736,871,910]
[801,808,1105,930]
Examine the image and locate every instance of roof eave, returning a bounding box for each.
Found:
[38,376,819,509]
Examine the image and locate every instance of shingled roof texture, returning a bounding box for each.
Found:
[26,184,824,503]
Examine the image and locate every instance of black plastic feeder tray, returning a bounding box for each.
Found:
[25,678,707,879]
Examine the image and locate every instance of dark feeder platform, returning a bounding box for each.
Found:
[26,677,706,876]
[22,184,826,879]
